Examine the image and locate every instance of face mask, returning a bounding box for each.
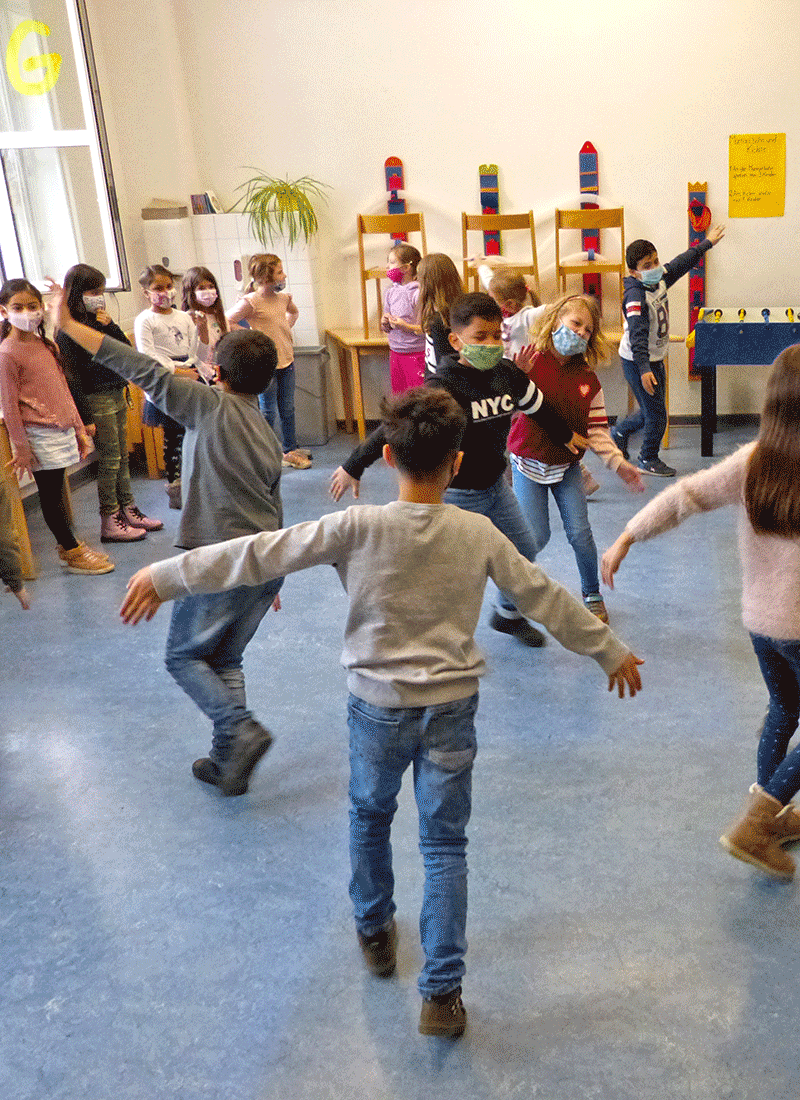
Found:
[459,342,504,371]
[150,290,173,308]
[386,267,405,284]
[639,265,664,286]
[271,281,287,293]
[7,310,43,332]
[194,289,218,307]
[83,294,105,313]
[552,324,588,358]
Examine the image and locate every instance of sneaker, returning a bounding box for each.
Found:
[165,480,182,509]
[637,457,676,477]
[583,593,609,623]
[419,987,467,1038]
[489,610,546,647]
[123,504,164,531]
[217,719,273,796]
[282,449,313,469]
[581,465,600,497]
[357,919,397,978]
[100,510,146,543]
[58,543,113,565]
[610,426,629,460]
[58,542,115,575]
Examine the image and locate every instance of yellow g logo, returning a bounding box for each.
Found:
[6,20,62,96]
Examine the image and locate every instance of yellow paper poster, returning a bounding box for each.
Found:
[729,133,785,218]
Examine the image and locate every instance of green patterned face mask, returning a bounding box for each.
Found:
[459,343,504,371]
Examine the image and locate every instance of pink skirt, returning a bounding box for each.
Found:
[389,350,426,394]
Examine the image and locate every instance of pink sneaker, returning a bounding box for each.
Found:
[123,504,164,531]
[100,510,146,542]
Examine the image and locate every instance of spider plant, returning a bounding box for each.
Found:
[234,171,329,249]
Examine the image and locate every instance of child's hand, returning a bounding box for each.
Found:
[512,344,534,374]
[5,584,30,609]
[270,593,281,612]
[6,448,35,476]
[707,224,725,246]
[76,430,94,461]
[601,532,635,589]
[330,466,359,502]
[191,311,210,343]
[566,431,591,455]
[95,309,113,327]
[380,313,392,334]
[617,460,646,492]
[640,370,657,395]
[608,652,644,698]
[120,566,163,624]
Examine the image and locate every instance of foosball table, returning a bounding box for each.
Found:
[692,308,800,455]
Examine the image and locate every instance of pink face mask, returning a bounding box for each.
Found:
[7,310,43,332]
[194,289,218,307]
[386,267,405,284]
[150,290,173,308]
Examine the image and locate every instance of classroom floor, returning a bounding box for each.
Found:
[2,423,799,1100]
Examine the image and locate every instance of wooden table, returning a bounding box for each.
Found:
[325,328,389,440]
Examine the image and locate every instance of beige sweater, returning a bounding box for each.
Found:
[625,442,800,640]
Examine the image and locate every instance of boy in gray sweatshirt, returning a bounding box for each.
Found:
[56,297,283,797]
[120,388,643,1039]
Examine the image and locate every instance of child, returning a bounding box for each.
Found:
[508,294,644,623]
[119,386,644,1038]
[476,256,545,360]
[381,243,425,392]
[0,279,112,576]
[182,266,228,376]
[330,292,588,648]
[416,252,464,377]
[226,253,310,470]
[0,475,30,608]
[613,225,725,477]
[56,264,162,542]
[56,292,284,796]
[134,264,202,508]
[602,345,800,881]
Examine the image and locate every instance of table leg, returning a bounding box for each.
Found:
[700,366,716,457]
[336,342,354,434]
[350,346,366,441]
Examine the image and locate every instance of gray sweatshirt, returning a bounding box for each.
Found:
[94,337,282,547]
[149,501,631,708]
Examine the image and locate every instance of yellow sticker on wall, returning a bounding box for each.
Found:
[729,134,785,218]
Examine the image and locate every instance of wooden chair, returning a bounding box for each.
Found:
[124,332,164,478]
[357,213,427,338]
[461,212,539,293]
[554,207,625,306]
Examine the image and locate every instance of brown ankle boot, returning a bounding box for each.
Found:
[720,786,796,880]
[748,783,800,845]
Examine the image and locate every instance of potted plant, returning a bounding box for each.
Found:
[233,171,329,249]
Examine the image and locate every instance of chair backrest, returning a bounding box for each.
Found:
[357,213,427,337]
[461,211,539,293]
[554,206,625,307]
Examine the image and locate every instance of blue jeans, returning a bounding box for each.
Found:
[165,578,283,762]
[616,358,668,462]
[259,363,297,453]
[348,692,478,998]
[444,474,538,619]
[750,633,800,805]
[512,462,599,597]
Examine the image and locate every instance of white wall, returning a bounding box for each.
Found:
[87,0,800,417]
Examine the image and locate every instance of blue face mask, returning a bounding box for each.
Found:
[640,265,664,286]
[552,324,588,358]
[272,281,287,292]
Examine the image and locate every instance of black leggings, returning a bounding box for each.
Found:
[32,468,78,551]
[163,420,184,484]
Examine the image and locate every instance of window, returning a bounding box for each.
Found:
[0,0,128,288]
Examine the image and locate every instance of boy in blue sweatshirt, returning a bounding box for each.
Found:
[613,225,725,476]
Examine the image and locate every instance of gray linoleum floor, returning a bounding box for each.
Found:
[2,423,798,1100]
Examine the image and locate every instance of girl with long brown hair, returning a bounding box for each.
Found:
[602,345,800,881]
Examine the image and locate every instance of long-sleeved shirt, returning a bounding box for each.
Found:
[343,352,573,491]
[56,317,130,423]
[619,241,713,372]
[624,442,800,641]
[94,337,283,548]
[149,501,631,708]
[0,338,83,460]
[226,291,297,369]
[133,309,200,373]
[382,280,424,354]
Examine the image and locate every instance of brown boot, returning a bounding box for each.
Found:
[747,783,800,845]
[357,919,397,978]
[720,786,796,880]
[419,987,467,1038]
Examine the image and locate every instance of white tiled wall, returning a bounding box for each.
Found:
[190,213,323,346]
